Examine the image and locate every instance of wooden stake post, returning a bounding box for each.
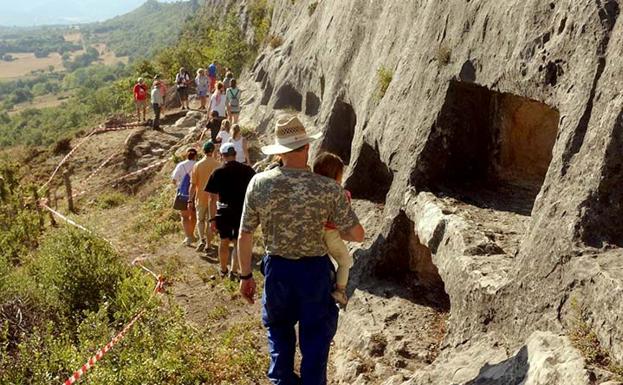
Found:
[62,168,75,213]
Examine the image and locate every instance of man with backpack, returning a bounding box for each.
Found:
[175,67,191,110]
[171,147,198,246]
[133,77,148,122]
[226,78,241,124]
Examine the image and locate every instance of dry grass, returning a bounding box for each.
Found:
[63,32,82,43]
[569,299,623,380]
[436,44,452,65]
[0,42,127,81]
[269,34,284,49]
[0,52,63,79]
[8,92,71,116]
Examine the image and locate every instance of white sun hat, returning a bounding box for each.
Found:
[261,116,322,155]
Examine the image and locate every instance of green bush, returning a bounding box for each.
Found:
[29,228,128,318]
[249,0,273,47]
[0,162,44,265]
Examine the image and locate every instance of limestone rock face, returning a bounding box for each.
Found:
[235,0,623,383]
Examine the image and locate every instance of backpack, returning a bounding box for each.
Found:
[228,88,240,109]
[177,164,192,199]
[172,165,192,210]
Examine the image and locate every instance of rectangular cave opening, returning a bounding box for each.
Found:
[375,211,450,311]
[415,81,560,216]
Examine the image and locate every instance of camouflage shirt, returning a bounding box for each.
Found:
[240,167,360,259]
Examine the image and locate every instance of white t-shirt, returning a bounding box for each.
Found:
[171,159,196,185]
[230,136,245,163]
[209,91,227,117]
[216,130,231,144]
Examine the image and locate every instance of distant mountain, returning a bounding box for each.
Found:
[83,0,199,59]
[0,0,181,27]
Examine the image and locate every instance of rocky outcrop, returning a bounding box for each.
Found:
[235,0,623,383]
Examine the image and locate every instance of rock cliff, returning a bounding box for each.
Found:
[235,0,623,383]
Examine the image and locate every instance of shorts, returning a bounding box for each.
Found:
[177,87,188,99]
[209,76,216,90]
[215,206,241,240]
[135,100,147,109]
[198,89,208,97]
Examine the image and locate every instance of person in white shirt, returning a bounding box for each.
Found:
[209,81,227,118]
[151,81,164,130]
[215,119,231,158]
[171,147,198,246]
[229,124,249,164]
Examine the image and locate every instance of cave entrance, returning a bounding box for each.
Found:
[320,100,357,164]
[414,81,560,215]
[376,211,450,311]
[344,142,393,203]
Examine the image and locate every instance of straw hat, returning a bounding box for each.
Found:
[261,116,322,155]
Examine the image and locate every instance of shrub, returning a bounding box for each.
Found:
[308,1,318,16]
[52,137,72,155]
[29,228,128,319]
[569,298,623,379]
[0,162,44,265]
[376,66,393,99]
[249,0,272,48]
[269,35,284,49]
[436,44,452,65]
[95,191,128,209]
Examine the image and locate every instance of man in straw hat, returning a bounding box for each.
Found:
[237,116,365,384]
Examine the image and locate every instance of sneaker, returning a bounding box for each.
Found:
[183,237,193,247]
[196,241,206,252]
[228,271,240,281]
[219,269,229,278]
[331,289,348,306]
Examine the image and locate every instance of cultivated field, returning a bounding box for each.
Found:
[8,92,71,116]
[0,52,63,80]
[0,43,128,81]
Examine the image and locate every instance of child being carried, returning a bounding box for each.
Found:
[313,152,356,306]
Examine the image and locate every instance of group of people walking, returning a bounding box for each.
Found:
[132,60,242,130]
[169,114,365,385]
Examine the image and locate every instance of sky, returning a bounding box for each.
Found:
[0,0,177,27]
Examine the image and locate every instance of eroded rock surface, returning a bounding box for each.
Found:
[232,0,623,383]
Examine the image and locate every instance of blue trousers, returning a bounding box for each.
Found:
[261,255,338,385]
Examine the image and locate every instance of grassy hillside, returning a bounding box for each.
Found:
[83,0,199,60]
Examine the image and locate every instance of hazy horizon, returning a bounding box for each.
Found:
[0,0,180,27]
